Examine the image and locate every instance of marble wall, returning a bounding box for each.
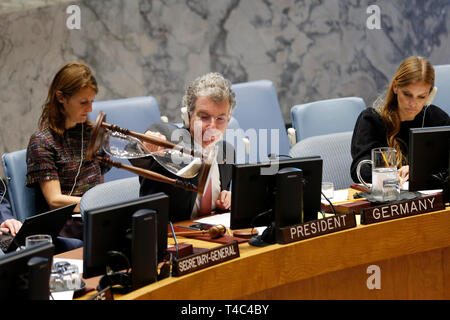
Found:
[0,0,449,163]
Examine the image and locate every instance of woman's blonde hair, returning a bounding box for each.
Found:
[374,56,435,166]
[39,61,98,135]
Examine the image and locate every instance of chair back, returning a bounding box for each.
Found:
[79,176,140,218]
[231,80,290,162]
[289,131,354,189]
[2,149,37,222]
[222,116,250,164]
[89,96,162,182]
[291,97,366,142]
[433,64,450,115]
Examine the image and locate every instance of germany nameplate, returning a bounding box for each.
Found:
[361,193,444,225]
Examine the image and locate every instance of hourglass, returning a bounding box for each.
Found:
[86,112,215,194]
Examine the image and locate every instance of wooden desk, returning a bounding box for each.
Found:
[60,208,450,300]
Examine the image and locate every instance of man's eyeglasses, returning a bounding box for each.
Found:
[192,112,230,126]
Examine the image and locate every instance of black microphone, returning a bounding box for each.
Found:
[168,222,179,278]
[169,221,179,260]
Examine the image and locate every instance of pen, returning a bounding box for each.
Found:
[332,198,367,205]
[169,222,179,260]
[177,225,201,231]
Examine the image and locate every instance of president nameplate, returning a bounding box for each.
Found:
[173,241,240,277]
[361,193,444,225]
[277,212,357,244]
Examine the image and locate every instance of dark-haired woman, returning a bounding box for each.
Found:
[26,61,109,244]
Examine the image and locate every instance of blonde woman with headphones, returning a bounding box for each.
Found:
[351,56,450,187]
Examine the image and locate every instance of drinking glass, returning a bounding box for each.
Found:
[25,234,52,248]
[356,147,400,201]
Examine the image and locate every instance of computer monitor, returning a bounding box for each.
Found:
[0,242,54,300]
[83,193,169,291]
[230,156,323,231]
[409,125,450,202]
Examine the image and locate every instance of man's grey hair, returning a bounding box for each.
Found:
[182,72,236,115]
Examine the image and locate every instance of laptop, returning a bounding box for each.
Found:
[0,203,76,253]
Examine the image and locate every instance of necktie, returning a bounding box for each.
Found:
[198,178,212,216]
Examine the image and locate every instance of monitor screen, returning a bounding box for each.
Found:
[409,125,450,201]
[83,193,169,279]
[0,242,54,300]
[230,156,323,230]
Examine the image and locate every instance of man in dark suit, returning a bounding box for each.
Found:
[0,192,22,236]
[136,72,236,222]
[0,190,83,254]
[0,192,21,256]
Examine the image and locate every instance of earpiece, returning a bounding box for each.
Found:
[69,123,84,196]
[422,86,437,128]
[181,107,190,128]
[425,86,437,107]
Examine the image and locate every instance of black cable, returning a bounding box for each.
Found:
[249,208,273,238]
[250,209,273,229]
[168,222,179,260]
[321,191,337,216]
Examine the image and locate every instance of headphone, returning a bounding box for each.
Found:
[69,122,84,196]
[425,86,437,107]
[181,107,190,128]
[422,86,438,128]
[97,272,132,293]
[96,250,133,293]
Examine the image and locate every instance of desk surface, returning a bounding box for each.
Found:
[59,208,450,300]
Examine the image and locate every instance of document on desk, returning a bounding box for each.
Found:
[193,212,231,227]
[321,189,349,205]
[193,212,267,234]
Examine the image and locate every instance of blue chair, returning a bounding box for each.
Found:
[89,96,162,182]
[1,149,36,222]
[289,131,354,189]
[433,64,450,115]
[290,97,366,143]
[79,176,140,219]
[231,80,290,162]
[2,151,85,253]
[222,116,251,164]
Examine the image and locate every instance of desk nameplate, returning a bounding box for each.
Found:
[361,194,444,225]
[277,212,357,244]
[173,241,240,277]
[88,286,114,300]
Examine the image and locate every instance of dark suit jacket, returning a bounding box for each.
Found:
[131,123,234,222]
[0,192,14,223]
